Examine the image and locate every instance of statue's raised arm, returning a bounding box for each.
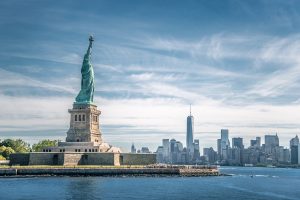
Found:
[75,36,95,104]
[87,35,94,53]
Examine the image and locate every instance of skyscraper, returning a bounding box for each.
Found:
[156,146,164,163]
[162,139,170,162]
[221,129,230,159]
[232,137,243,149]
[186,105,194,155]
[170,139,177,163]
[232,137,244,164]
[250,137,261,148]
[290,135,299,147]
[250,140,257,147]
[203,147,217,164]
[256,137,261,148]
[217,139,221,156]
[291,145,298,164]
[131,143,136,153]
[193,139,200,160]
[265,134,279,154]
[290,135,299,164]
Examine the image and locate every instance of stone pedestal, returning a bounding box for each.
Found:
[66,103,102,144]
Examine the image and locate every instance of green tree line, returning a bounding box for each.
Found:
[0,139,58,160]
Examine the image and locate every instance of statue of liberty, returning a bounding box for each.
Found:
[75,36,95,104]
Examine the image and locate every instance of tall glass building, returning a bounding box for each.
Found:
[186,107,194,153]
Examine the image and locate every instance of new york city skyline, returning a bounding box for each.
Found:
[1,0,300,151]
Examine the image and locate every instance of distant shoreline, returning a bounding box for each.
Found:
[219,165,300,169]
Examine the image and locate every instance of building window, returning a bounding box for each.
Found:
[43,149,45,152]
[79,115,81,121]
[49,150,51,152]
[75,115,77,121]
[95,116,97,122]
[77,139,80,142]
[92,149,94,152]
[75,149,77,152]
[60,149,62,152]
[63,149,65,152]
[95,149,98,152]
[89,149,91,152]
[78,149,81,152]
[85,149,87,152]
[82,114,85,121]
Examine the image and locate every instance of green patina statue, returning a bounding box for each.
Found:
[75,36,95,104]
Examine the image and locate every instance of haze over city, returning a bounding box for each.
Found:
[1,0,300,151]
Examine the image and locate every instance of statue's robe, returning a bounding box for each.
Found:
[75,43,94,103]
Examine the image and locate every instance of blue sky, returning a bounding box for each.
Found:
[1,0,300,152]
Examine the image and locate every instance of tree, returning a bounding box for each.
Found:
[0,155,6,160]
[0,139,31,153]
[32,140,58,152]
[0,146,15,159]
[2,147,15,159]
[0,146,6,153]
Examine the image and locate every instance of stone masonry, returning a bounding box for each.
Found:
[66,103,102,144]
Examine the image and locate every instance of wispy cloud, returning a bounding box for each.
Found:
[0,68,76,95]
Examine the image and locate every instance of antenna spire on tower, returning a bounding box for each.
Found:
[190,104,192,116]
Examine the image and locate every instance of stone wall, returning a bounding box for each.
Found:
[10,152,119,166]
[120,153,156,165]
[63,153,119,166]
[29,153,64,165]
[63,153,83,165]
[9,153,30,166]
[10,153,156,166]
[80,153,119,165]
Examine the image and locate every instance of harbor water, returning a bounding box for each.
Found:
[0,167,299,200]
